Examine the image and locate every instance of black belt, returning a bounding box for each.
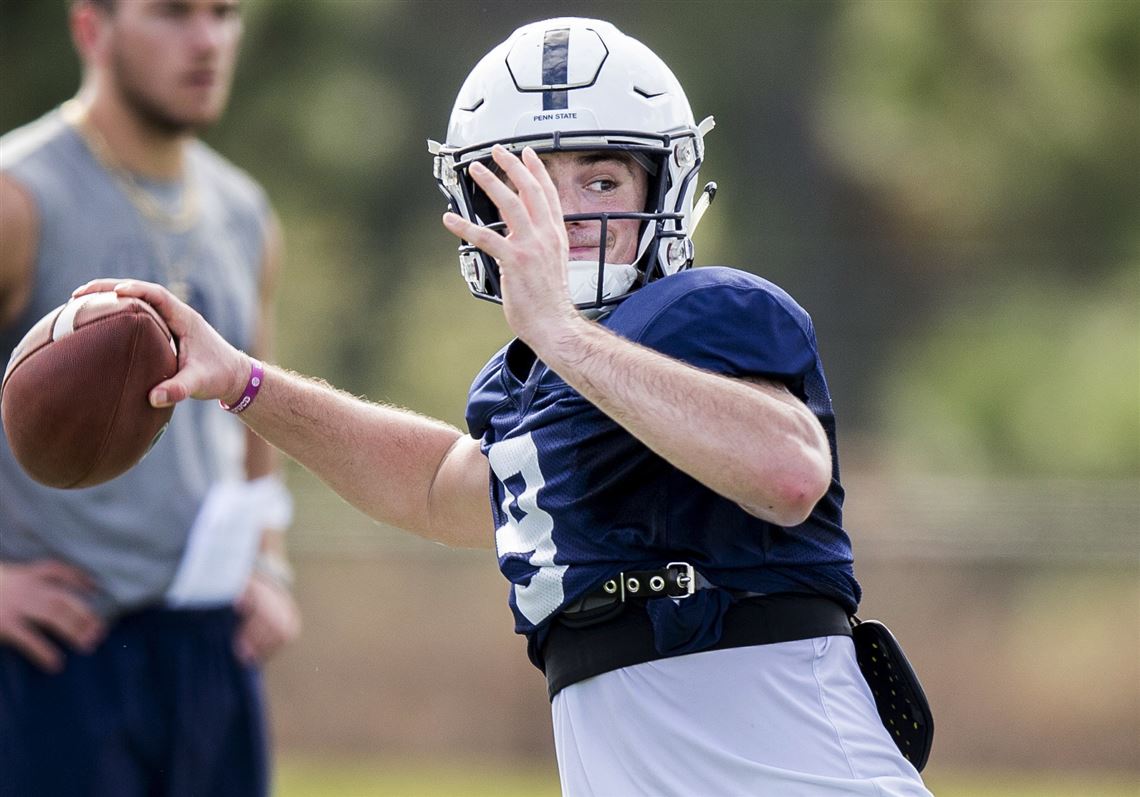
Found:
[562,562,698,613]
[541,591,852,699]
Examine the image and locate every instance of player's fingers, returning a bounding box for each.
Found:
[468,160,532,238]
[252,611,296,662]
[236,616,276,663]
[233,580,264,662]
[147,322,246,408]
[522,147,569,237]
[234,585,254,614]
[148,376,192,408]
[71,277,134,297]
[233,606,259,662]
[27,588,105,651]
[71,277,166,307]
[32,560,97,591]
[234,606,281,664]
[6,622,64,673]
[442,212,508,260]
[151,343,248,407]
[113,280,199,339]
[467,159,515,206]
[490,145,554,224]
[236,577,300,663]
[73,279,200,351]
[234,632,256,664]
[10,562,103,648]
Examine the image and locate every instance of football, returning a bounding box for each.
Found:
[1,291,178,489]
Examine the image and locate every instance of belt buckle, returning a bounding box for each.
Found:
[667,561,696,598]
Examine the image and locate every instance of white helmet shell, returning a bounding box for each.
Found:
[431,17,713,309]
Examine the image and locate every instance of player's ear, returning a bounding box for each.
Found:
[70,1,112,70]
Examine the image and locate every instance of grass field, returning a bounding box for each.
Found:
[276,758,1140,796]
[277,759,560,797]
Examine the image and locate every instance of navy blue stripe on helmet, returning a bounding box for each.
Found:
[542,28,570,111]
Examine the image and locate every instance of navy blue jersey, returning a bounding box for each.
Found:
[466,267,860,660]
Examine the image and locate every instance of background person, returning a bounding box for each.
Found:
[0,2,299,795]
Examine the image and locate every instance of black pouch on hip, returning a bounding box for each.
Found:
[851,617,934,772]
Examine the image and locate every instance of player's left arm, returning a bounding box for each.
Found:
[235,209,301,664]
[445,146,831,527]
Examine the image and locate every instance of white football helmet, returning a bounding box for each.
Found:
[430,17,716,309]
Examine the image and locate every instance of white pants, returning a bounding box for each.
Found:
[552,636,933,797]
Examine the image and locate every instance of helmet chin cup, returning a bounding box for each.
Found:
[567,260,639,308]
[432,17,714,309]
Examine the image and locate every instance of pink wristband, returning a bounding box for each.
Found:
[220,358,263,414]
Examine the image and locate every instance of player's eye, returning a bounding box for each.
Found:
[155,1,192,18]
[213,1,241,21]
[586,178,618,193]
[159,7,185,19]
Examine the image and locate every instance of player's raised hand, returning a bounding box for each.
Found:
[442,145,580,349]
[72,279,250,409]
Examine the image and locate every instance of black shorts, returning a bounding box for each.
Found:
[0,606,268,797]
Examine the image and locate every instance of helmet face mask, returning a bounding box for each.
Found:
[430,18,713,310]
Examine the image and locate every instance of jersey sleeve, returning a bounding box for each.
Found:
[613,267,818,386]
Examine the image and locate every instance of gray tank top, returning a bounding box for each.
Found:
[0,109,269,616]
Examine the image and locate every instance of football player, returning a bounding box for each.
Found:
[76,17,932,796]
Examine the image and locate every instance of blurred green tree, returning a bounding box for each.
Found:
[814,0,1139,475]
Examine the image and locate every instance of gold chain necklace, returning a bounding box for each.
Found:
[62,99,200,302]
[62,99,199,231]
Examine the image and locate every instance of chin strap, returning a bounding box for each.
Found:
[690,182,718,234]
